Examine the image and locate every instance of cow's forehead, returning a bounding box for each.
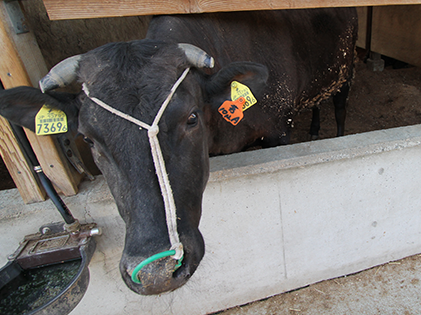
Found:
[77,75,200,138]
[78,46,191,105]
[79,40,186,80]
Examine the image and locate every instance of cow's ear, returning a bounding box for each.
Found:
[206,62,269,103]
[0,86,80,133]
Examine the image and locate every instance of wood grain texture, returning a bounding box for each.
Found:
[0,1,80,202]
[0,117,45,203]
[24,131,81,196]
[0,3,45,203]
[43,0,421,20]
[356,6,368,49]
[371,5,421,67]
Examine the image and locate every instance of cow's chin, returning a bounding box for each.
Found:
[119,233,205,295]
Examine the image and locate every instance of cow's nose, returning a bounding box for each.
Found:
[129,249,182,284]
[122,255,189,295]
[129,255,178,286]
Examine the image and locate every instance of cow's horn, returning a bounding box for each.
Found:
[178,43,214,69]
[39,55,82,93]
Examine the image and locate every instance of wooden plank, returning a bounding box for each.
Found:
[0,118,45,203]
[42,0,421,20]
[371,5,421,67]
[356,6,368,49]
[25,131,80,196]
[0,1,81,202]
[0,4,45,203]
[4,3,83,196]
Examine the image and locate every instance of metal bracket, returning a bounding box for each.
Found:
[4,1,29,34]
[58,134,95,181]
[9,222,100,269]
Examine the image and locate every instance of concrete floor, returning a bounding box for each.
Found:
[217,253,421,314]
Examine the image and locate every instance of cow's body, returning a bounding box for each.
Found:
[148,9,357,153]
[0,8,357,295]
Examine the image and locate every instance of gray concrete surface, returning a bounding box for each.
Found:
[219,254,421,314]
[1,124,420,314]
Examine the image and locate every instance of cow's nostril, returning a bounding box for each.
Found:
[127,268,135,279]
[172,262,192,280]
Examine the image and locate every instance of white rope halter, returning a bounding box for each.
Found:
[82,68,190,260]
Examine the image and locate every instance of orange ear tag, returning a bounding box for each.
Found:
[218,97,246,126]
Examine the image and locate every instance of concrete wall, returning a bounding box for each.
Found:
[1,124,421,314]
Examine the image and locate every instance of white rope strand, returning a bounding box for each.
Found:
[152,68,190,126]
[82,83,151,130]
[148,134,182,257]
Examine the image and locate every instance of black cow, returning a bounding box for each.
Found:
[0,8,357,295]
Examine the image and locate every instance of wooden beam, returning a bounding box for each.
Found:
[371,5,421,67]
[356,7,368,49]
[0,1,81,202]
[42,0,421,20]
[0,118,45,203]
[25,132,81,196]
[0,3,45,203]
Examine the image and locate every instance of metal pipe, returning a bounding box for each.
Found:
[9,123,76,225]
[34,166,76,225]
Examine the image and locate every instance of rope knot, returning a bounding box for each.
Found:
[170,243,184,260]
[148,125,159,138]
[82,83,90,96]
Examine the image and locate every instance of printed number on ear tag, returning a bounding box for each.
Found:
[35,105,68,135]
[218,97,246,126]
[231,81,257,111]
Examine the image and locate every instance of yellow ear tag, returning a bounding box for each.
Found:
[35,105,68,135]
[230,81,257,111]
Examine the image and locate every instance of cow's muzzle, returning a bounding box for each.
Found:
[121,256,192,295]
[130,247,183,283]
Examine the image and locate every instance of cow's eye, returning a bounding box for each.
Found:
[83,137,94,147]
[187,112,198,126]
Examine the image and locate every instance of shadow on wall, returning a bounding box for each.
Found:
[0,158,15,190]
[21,0,152,70]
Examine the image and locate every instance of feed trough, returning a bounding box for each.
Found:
[0,124,100,315]
[0,222,98,315]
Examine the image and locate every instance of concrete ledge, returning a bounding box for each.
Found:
[209,124,421,180]
[1,125,421,314]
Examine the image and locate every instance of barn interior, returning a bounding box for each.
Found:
[0,1,420,314]
[1,2,421,195]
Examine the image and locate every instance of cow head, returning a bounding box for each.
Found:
[0,39,268,294]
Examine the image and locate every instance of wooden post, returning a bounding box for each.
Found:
[0,3,45,203]
[0,117,45,203]
[0,1,81,203]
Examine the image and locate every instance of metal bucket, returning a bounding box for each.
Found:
[0,222,98,315]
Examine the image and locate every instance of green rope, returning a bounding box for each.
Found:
[131,250,183,284]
